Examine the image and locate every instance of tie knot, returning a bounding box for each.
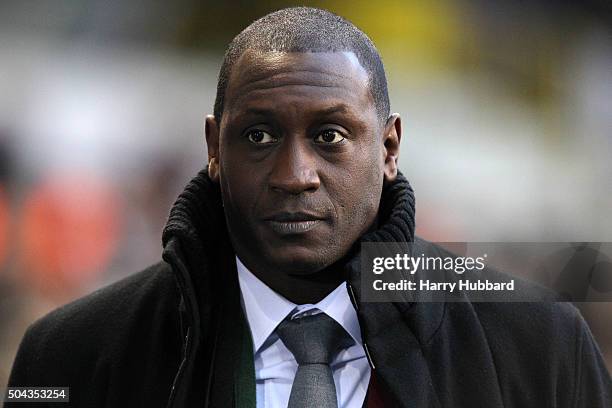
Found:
[276,312,354,365]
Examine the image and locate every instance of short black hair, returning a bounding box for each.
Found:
[213,7,390,124]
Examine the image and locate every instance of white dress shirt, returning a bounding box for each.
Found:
[236,257,371,408]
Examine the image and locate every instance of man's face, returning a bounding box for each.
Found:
[207,50,399,277]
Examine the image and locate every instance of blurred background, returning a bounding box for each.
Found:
[0,0,611,385]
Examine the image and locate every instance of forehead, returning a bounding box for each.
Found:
[222,50,374,123]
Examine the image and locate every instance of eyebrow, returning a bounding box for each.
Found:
[317,105,350,115]
[241,104,351,117]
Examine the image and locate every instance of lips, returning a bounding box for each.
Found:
[263,211,326,235]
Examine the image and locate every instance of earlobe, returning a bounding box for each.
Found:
[383,114,402,183]
[205,115,220,183]
[208,157,220,182]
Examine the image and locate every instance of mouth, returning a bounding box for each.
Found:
[263,211,326,235]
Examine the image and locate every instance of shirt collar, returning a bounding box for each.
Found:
[236,256,363,353]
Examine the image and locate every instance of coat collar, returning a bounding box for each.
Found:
[161,166,422,322]
[161,167,445,408]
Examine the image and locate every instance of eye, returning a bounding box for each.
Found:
[246,129,277,144]
[314,129,345,144]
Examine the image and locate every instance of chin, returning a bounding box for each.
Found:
[265,244,339,276]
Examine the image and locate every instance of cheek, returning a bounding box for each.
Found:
[219,159,259,217]
[218,138,271,216]
[326,148,384,232]
[350,170,383,225]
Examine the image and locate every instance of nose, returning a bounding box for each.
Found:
[268,139,320,195]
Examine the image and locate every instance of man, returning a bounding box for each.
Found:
[6,7,611,408]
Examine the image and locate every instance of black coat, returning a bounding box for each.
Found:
[6,170,612,407]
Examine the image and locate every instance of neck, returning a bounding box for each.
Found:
[246,259,348,304]
[236,215,376,305]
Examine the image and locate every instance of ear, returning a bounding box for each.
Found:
[205,115,220,183]
[382,113,402,183]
